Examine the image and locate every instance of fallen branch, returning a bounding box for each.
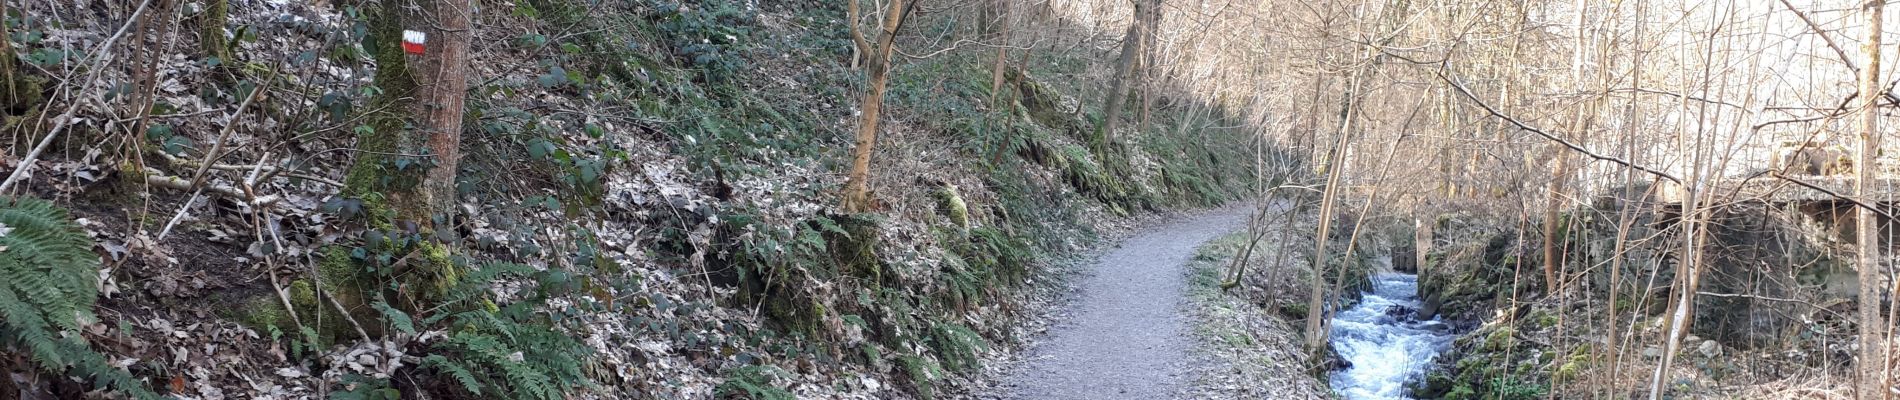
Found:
[155,150,343,187]
[142,167,281,206]
[1697,290,1847,320]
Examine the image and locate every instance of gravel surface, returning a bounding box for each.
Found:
[994,206,1252,399]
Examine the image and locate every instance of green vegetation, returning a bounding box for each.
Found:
[0,198,156,399]
[420,262,591,399]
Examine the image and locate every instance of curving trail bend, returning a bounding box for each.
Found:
[998,206,1251,399]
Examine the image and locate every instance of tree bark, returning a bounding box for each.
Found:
[1303,72,1361,355]
[342,0,467,221]
[201,0,230,62]
[1856,1,1885,398]
[418,0,471,213]
[840,0,916,213]
[1093,0,1155,157]
[847,0,871,70]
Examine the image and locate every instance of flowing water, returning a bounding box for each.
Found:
[1329,272,1457,400]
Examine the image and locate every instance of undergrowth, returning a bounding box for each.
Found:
[0,197,157,399]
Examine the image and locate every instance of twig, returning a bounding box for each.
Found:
[321,282,373,341]
[1697,290,1846,320]
[155,188,202,240]
[0,0,155,194]
[895,37,1039,60]
[187,66,281,188]
[1769,171,1895,219]
[155,65,281,240]
[1435,67,1684,185]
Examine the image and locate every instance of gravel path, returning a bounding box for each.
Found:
[998,206,1252,399]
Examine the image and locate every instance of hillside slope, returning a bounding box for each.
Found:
[0,0,1274,398]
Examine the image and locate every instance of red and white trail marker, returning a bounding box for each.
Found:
[401,30,427,55]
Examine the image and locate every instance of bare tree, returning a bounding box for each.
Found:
[1855,0,1885,398]
[841,0,921,213]
[1092,0,1160,158]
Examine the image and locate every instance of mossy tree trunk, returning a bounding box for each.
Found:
[345,0,468,222]
[325,0,470,315]
[841,0,919,213]
[200,0,230,62]
[1092,0,1156,158]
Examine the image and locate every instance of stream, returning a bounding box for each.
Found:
[1329,272,1456,400]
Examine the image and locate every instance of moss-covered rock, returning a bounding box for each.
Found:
[934,184,970,229]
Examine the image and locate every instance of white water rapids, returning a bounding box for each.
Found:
[1329,272,1456,400]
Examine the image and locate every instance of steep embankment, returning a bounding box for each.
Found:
[0,0,1272,398]
[1179,229,1332,399]
[1410,198,1867,399]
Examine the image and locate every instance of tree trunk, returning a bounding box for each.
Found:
[1093,0,1158,157]
[201,0,230,62]
[841,0,915,213]
[1541,150,1569,293]
[341,0,468,219]
[1303,72,1362,355]
[1856,0,1885,398]
[1093,14,1143,157]
[987,0,1012,107]
[418,0,471,213]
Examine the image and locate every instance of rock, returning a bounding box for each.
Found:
[1321,345,1352,371]
[1384,305,1417,321]
[1697,340,1723,358]
[1418,296,1442,320]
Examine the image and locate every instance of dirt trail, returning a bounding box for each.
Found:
[998,206,1251,399]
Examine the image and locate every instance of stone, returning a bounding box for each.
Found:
[1697,340,1723,358]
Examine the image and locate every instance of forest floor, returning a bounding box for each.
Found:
[976,205,1252,399]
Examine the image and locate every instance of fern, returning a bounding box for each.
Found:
[714,365,794,400]
[424,355,483,394]
[0,197,156,399]
[420,262,591,400]
[927,322,987,372]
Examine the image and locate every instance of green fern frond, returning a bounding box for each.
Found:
[0,197,156,399]
[423,354,482,395]
[714,365,794,400]
[418,261,590,400]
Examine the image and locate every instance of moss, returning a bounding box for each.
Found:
[934,184,970,229]
[233,294,286,331]
[340,0,428,219]
[413,240,461,300]
[1276,302,1308,320]
[0,73,43,115]
[311,246,382,339]
[228,279,362,346]
[1552,352,1588,383]
[1483,326,1515,352]
[827,213,882,283]
[764,295,825,336]
[200,0,231,62]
